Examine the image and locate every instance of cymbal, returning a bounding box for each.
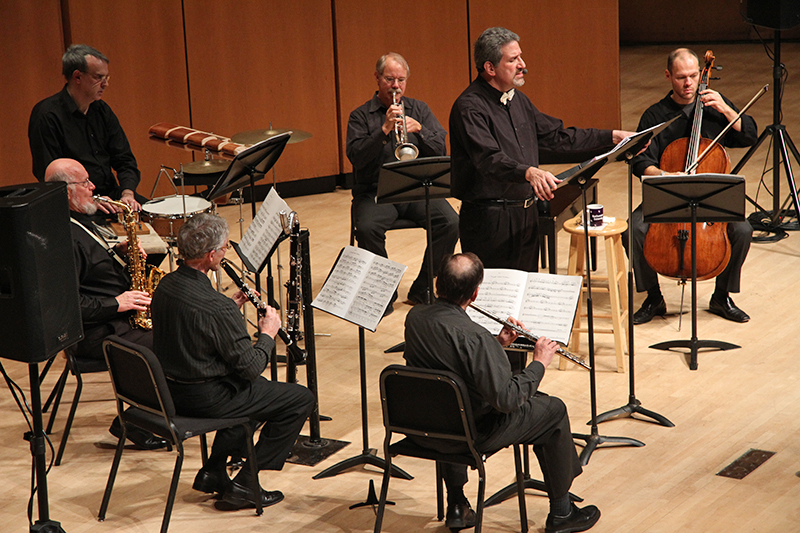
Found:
[231,128,312,145]
[182,159,231,174]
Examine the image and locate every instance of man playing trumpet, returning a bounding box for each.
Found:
[346,52,458,314]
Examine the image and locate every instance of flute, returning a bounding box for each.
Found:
[469,303,591,370]
[220,259,306,365]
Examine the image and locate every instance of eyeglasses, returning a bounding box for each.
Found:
[66,178,92,188]
[83,71,111,84]
[382,76,407,84]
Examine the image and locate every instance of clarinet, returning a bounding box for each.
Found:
[469,303,591,370]
[220,259,306,364]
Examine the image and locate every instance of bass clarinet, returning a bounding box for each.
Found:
[469,303,591,370]
[220,259,306,364]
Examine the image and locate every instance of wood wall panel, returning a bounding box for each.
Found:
[183,1,338,187]
[468,0,621,130]
[64,0,192,198]
[334,0,471,173]
[0,0,64,188]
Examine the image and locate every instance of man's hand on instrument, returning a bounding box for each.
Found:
[114,239,147,261]
[525,167,560,201]
[257,305,282,338]
[120,190,142,212]
[382,104,404,135]
[232,289,256,309]
[532,336,558,368]
[94,195,121,214]
[116,290,151,313]
[404,116,422,134]
[497,316,522,346]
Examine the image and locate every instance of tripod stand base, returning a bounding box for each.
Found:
[573,432,645,467]
[312,448,413,480]
[594,398,674,428]
[31,520,66,533]
[650,339,739,370]
[349,479,394,509]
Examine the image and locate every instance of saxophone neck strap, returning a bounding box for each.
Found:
[70,217,127,269]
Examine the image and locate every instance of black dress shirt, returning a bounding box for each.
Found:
[449,76,614,202]
[28,86,141,197]
[152,264,274,383]
[631,91,758,177]
[346,93,447,196]
[403,299,545,435]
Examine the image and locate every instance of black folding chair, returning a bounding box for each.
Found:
[374,364,529,533]
[98,335,263,533]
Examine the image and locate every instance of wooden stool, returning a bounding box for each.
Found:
[562,215,628,372]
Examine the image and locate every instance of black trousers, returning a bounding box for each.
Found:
[168,376,315,473]
[627,204,752,293]
[72,318,153,361]
[459,201,540,272]
[441,393,582,502]
[352,193,459,295]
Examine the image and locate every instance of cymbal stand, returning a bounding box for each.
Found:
[595,159,674,427]
[570,172,645,465]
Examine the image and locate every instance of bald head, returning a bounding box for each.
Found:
[45,159,96,214]
[435,253,484,306]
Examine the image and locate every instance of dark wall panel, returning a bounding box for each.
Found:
[0,0,64,188]
[334,0,471,173]
[469,0,621,130]
[184,0,339,185]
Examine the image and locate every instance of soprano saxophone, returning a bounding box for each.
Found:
[94,196,164,329]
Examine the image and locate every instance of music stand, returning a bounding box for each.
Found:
[556,152,646,466]
[595,117,679,428]
[376,156,451,305]
[642,173,745,370]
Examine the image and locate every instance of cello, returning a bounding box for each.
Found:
[643,50,732,281]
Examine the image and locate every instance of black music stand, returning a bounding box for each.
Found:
[311,248,412,507]
[377,156,451,353]
[596,117,679,428]
[208,133,290,378]
[642,173,745,370]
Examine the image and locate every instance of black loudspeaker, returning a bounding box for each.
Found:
[0,182,83,363]
[743,0,800,30]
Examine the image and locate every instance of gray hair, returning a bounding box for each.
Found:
[62,44,109,79]
[376,52,410,77]
[177,213,228,260]
[474,27,519,73]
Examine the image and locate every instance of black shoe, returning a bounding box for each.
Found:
[708,295,750,323]
[192,467,232,494]
[445,500,476,531]
[404,290,428,306]
[109,418,168,451]
[545,503,601,533]
[383,290,399,317]
[632,296,667,325]
[214,481,284,511]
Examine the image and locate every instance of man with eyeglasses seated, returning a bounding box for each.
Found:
[29,44,145,212]
[346,52,458,314]
[45,158,167,450]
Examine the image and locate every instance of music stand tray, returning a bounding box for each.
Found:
[205,132,291,201]
[642,173,746,370]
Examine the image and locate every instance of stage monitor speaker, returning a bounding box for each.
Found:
[0,182,83,363]
[742,0,800,30]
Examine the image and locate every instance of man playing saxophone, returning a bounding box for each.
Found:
[45,158,167,450]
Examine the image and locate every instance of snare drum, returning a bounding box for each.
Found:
[142,195,213,240]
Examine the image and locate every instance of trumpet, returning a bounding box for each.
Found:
[469,303,591,370]
[391,90,419,161]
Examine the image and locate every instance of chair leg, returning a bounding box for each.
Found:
[513,445,529,533]
[373,452,394,532]
[160,442,184,533]
[435,461,444,521]
[98,424,127,522]
[243,424,263,516]
[199,433,209,466]
[54,372,83,466]
[474,462,487,533]
[44,366,69,429]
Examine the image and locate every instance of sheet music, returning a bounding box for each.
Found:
[238,188,291,270]
[466,269,582,345]
[312,246,406,332]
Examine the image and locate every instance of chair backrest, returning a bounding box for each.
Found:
[103,335,176,420]
[379,364,477,445]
